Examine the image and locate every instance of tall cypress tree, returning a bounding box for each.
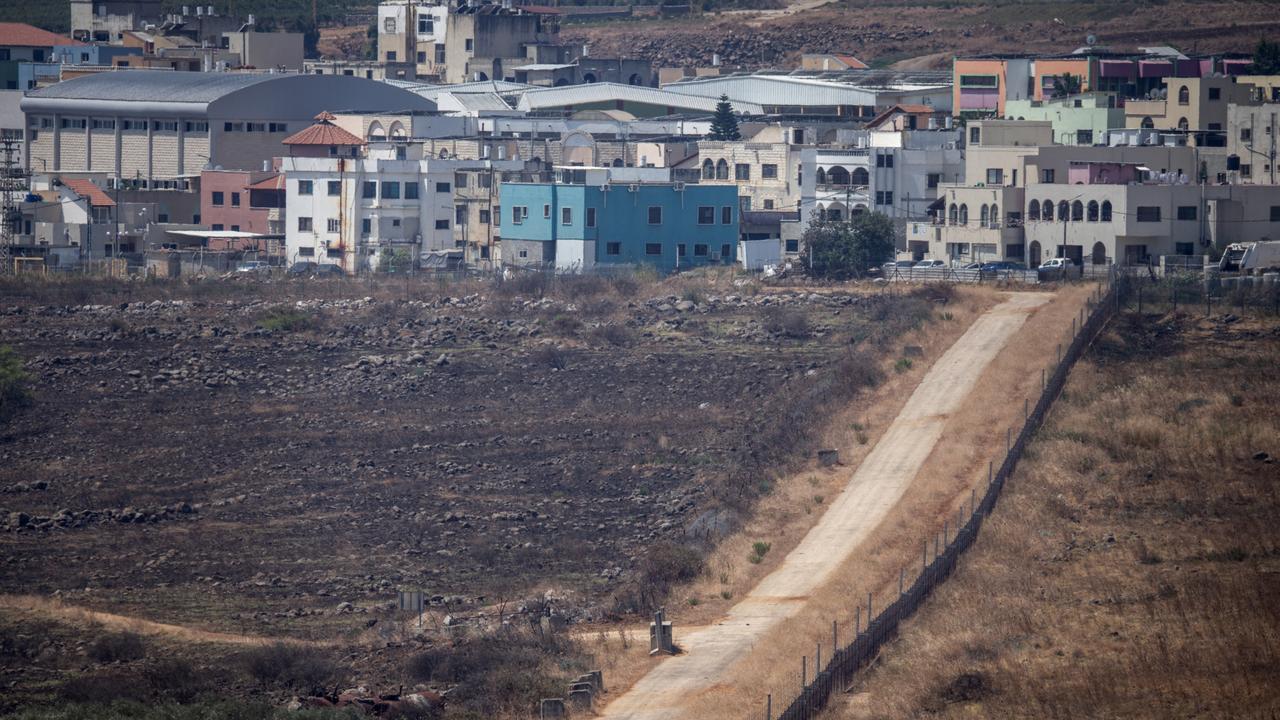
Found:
[709,95,741,141]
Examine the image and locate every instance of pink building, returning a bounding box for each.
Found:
[1067,161,1142,186]
[200,169,283,234]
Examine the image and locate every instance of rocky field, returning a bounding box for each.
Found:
[0,276,939,667]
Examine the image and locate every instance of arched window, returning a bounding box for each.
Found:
[715,159,728,180]
[1091,242,1107,265]
[368,121,386,141]
[1042,200,1054,221]
[1178,86,1189,105]
[948,203,958,225]
[828,166,851,186]
[1087,200,1099,221]
[1072,200,1084,221]
[1027,201,1041,221]
[959,204,969,225]
[583,73,597,83]
[1101,200,1113,222]
[1058,200,1070,221]
[815,167,827,185]
[612,158,624,167]
[1029,241,1042,267]
[990,203,1000,228]
[1177,117,1189,131]
[1141,116,1154,129]
[702,159,714,180]
[851,167,869,185]
[980,204,989,226]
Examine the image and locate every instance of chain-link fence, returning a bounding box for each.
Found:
[757,267,1127,720]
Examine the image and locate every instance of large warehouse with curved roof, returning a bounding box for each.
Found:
[21,70,437,182]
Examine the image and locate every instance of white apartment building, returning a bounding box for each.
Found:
[281,144,525,273]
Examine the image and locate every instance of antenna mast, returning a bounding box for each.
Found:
[0,137,30,275]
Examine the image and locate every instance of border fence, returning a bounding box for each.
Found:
[757,266,1129,720]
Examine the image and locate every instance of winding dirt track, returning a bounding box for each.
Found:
[600,292,1049,720]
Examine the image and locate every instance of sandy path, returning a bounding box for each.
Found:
[600,293,1049,720]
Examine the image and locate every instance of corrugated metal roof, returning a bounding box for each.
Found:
[517,82,764,114]
[515,63,577,71]
[389,79,535,100]
[28,69,278,102]
[662,72,951,107]
[440,92,513,111]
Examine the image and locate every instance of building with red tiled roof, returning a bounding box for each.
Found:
[62,177,115,208]
[1,23,75,90]
[282,112,369,158]
[865,103,951,131]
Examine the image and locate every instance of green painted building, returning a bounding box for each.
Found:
[1003,92,1126,146]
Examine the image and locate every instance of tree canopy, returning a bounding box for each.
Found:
[802,211,896,280]
[708,95,742,141]
[1051,73,1082,99]
[1253,38,1280,74]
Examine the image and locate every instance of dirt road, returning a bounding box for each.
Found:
[600,292,1050,720]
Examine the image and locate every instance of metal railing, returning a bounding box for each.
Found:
[757,267,1124,720]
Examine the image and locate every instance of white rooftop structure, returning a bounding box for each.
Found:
[515,82,765,115]
[661,72,953,115]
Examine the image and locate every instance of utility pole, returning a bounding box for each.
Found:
[0,138,29,275]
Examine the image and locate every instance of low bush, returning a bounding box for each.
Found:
[86,631,146,663]
[590,323,635,347]
[0,345,31,420]
[257,307,314,333]
[762,308,810,339]
[530,345,569,370]
[241,643,338,691]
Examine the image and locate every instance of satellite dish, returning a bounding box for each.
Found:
[1086,34,1097,46]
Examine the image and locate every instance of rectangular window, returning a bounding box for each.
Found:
[386,50,397,61]
[211,191,224,206]
[417,51,427,63]
[543,204,551,218]
[1041,169,1055,183]
[362,181,377,199]
[298,216,313,231]
[648,206,662,224]
[606,241,621,255]
[677,244,686,257]
[479,209,490,224]
[361,218,371,235]
[1209,87,1221,100]
[435,219,450,229]
[1175,242,1195,255]
[721,206,732,224]
[1136,206,1161,222]
[785,238,799,253]
[454,173,467,189]
[698,206,715,224]
[1242,127,1253,142]
[561,207,572,225]
[721,243,732,258]
[762,164,778,179]
[465,38,473,51]
[1241,164,1253,178]
[245,122,265,132]
[876,153,895,168]
[231,192,240,207]
[586,208,596,228]
[1271,206,1280,222]
[327,218,339,232]
[1076,129,1094,145]
[927,173,940,188]
[223,122,243,132]
[405,182,419,200]
[876,191,894,206]
[1176,206,1197,220]
[456,205,467,225]
[298,246,315,257]
[381,181,400,199]
[735,163,750,181]
[327,181,341,196]
[297,180,313,195]
[326,248,341,259]
[693,243,708,257]
[435,182,451,193]
[211,223,224,231]
[60,118,87,129]
[645,242,662,255]
[91,119,115,129]
[986,168,1003,185]
[185,121,209,133]
[512,206,524,224]
[764,199,775,209]
[268,123,288,133]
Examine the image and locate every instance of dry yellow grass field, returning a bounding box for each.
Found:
[828,307,1280,719]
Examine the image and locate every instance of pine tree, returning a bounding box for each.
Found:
[1253,38,1280,74]
[708,95,741,141]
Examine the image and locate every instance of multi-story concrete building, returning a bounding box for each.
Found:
[20,70,435,182]
[71,0,160,43]
[500,168,739,272]
[1124,76,1255,134]
[200,168,282,234]
[692,125,805,212]
[1003,92,1126,146]
[0,23,72,91]
[1226,102,1280,185]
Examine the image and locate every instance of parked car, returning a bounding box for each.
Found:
[915,259,947,268]
[315,264,344,276]
[979,261,1027,273]
[881,260,917,272]
[962,262,983,270]
[287,262,317,275]
[1037,257,1080,281]
[235,260,272,276]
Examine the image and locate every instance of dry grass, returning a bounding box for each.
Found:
[828,308,1280,718]
[660,284,1095,720]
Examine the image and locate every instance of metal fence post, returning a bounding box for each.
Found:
[988,461,993,487]
[833,620,838,662]
[767,694,772,720]
[855,606,861,636]
[817,643,822,675]
[867,593,873,622]
[899,567,905,597]
[971,487,977,517]
[1041,367,1045,390]
[943,519,948,545]
[923,541,928,572]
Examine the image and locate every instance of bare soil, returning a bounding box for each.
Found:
[828,307,1280,718]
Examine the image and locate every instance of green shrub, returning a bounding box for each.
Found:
[894,358,914,373]
[0,345,31,420]
[241,642,337,690]
[751,541,772,562]
[257,307,314,333]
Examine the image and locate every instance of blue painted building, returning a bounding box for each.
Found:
[499,169,739,272]
[17,45,142,90]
